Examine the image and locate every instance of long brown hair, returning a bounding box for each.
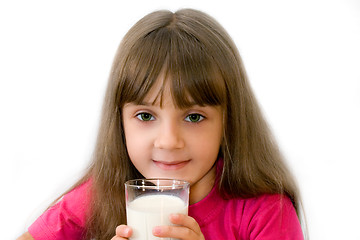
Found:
[65,8,304,239]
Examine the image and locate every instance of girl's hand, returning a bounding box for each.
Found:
[111,225,132,240]
[152,214,205,240]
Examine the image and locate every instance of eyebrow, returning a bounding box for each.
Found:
[125,101,205,109]
[136,101,154,106]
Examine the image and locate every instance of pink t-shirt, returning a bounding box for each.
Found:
[28,179,303,239]
[189,184,303,239]
[28,181,90,239]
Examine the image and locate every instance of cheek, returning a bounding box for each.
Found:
[188,127,222,158]
[124,125,153,162]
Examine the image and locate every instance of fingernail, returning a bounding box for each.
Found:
[153,226,161,235]
[170,213,180,220]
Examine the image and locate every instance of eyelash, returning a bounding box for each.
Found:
[184,113,205,123]
[136,112,155,121]
[135,112,205,123]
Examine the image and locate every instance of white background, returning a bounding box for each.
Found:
[1,0,359,239]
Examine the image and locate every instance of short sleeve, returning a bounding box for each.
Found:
[247,194,304,240]
[28,181,91,240]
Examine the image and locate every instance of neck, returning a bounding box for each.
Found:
[189,164,217,204]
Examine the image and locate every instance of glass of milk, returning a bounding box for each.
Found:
[125,178,190,240]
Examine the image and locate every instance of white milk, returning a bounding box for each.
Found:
[127,194,188,240]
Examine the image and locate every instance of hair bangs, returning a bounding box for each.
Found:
[118,27,171,106]
[118,15,226,109]
[165,29,226,108]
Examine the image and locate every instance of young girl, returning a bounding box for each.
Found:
[18,8,305,240]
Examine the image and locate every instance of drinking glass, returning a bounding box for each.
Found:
[125,178,190,240]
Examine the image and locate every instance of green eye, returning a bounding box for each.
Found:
[185,114,204,123]
[136,113,154,121]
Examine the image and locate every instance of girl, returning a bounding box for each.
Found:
[18,8,305,240]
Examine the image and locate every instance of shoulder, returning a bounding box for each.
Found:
[28,180,92,239]
[237,193,297,224]
[242,193,294,213]
[60,179,92,211]
[222,193,294,215]
[54,179,93,226]
[191,191,303,240]
[239,194,303,240]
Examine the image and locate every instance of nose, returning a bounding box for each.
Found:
[153,120,185,150]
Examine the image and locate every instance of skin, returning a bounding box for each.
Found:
[18,77,223,240]
[114,79,223,239]
[16,232,34,240]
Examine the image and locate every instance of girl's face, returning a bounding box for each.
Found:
[122,78,223,204]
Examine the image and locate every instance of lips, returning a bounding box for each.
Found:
[153,160,190,170]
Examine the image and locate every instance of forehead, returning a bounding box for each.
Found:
[138,73,196,108]
[117,21,227,108]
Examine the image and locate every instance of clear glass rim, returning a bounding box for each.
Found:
[125,178,190,189]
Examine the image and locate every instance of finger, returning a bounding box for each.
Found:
[170,214,202,234]
[110,236,127,240]
[111,235,129,240]
[115,225,132,238]
[152,225,200,240]
[152,214,204,239]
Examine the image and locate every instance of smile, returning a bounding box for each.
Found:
[153,160,190,170]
